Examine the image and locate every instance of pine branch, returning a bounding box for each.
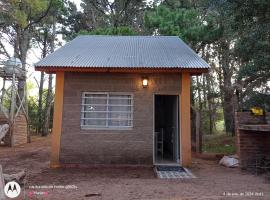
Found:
[23,0,53,30]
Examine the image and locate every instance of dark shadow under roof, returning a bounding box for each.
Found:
[35,35,209,69]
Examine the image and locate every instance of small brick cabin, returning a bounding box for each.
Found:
[35,35,209,167]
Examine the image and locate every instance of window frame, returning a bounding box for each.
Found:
[80,92,134,130]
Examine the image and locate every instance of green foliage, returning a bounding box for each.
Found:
[28,95,39,131]
[203,134,236,154]
[79,26,138,36]
[144,5,221,48]
[215,108,224,122]
[26,81,36,93]
[201,109,224,135]
[1,0,59,28]
[1,90,12,111]
[59,1,88,41]
[215,120,225,133]
[27,88,54,134]
[229,0,270,89]
[62,0,147,40]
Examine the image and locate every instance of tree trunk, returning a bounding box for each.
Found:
[43,16,56,136]
[206,74,214,135]
[202,75,207,109]
[39,30,48,136]
[43,74,53,136]
[38,71,45,134]
[195,76,203,152]
[204,46,215,135]
[15,27,30,107]
[196,76,203,111]
[195,109,202,153]
[223,90,235,134]
[219,40,235,134]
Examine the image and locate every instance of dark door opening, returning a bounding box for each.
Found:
[154,95,179,164]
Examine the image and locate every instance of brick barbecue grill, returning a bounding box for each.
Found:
[235,112,270,174]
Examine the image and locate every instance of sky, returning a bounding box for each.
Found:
[72,0,83,10]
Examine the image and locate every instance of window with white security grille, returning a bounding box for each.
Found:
[81,92,133,129]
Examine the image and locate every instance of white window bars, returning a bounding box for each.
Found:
[81,92,133,129]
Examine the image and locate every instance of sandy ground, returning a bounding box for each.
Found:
[0,136,269,200]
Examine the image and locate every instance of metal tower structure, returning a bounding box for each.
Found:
[0,57,29,146]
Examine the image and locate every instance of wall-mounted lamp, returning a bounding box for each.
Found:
[142,77,148,88]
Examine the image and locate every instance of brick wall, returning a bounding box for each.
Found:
[13,114,28,146]
[235,112,270,168]
[60,72,181,165]
[0,113,27,146]
[235,112,266,125]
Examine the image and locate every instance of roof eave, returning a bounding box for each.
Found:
[35,66,209,75]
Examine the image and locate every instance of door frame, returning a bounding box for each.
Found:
[152,93,181,165]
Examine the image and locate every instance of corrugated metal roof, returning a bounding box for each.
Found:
[35,35,209,69]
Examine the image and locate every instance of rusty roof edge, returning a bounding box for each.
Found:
[35,66,209,75]
[34,65,210,69]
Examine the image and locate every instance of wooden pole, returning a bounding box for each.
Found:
[9,73,16,147]
[24,79,30,143]
[0,165,5,200]
[180,72,192,167]
[51,72,64,168]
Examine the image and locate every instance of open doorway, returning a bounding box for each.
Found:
[154,95,179,165]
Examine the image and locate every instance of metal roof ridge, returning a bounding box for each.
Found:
[76,35,179,38]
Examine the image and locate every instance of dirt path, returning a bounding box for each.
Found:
[0,136,269,200]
